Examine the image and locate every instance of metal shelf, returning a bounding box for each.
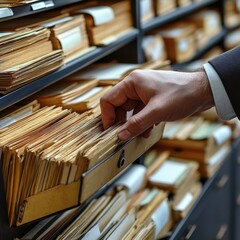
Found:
[0,0,86,22]
[141,0,219,33]
[0,29,139,111]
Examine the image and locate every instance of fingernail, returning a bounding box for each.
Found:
[118,130,131,141]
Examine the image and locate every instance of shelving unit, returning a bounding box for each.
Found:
[0,0,238,239]
[0,0,85,22]
[0,29,139,111]
[141,0,220,32]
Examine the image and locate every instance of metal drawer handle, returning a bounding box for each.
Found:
[216,224,228,240]
[216,175,229,188]
[184,225,197,240]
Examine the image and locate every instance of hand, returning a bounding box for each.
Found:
[100,69,214,141]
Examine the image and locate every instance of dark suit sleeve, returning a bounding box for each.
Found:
[209,46,240,118]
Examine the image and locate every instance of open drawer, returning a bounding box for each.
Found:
[16,123,165,226]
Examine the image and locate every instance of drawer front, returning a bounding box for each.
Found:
[233,139,240,240]
[172,155,231,240]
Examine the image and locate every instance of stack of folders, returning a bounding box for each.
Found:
[173,46,223,72]
[140,0,155,23]
[41,15,91,63]
[225,29,240,50]
[36,60,170,112]
[142,34,168,62]
[156,117,232,178]
[69,0,134,45]
[145,151,201,222]
[197,107,240,140]
[0,12,91,63]
[64,60,171,86]
[36,79,110,112]
[186,10,221,49]
[0,0,38,7]
[176,0,192,7]
[0,27,63,94]
[19,206,81,240]
[154,22,196,63]
[0,103,120,226]
[22,164,172,240]
[153,0,176,15]
[225,0,240,28]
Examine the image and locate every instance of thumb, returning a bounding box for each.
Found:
[118,104,157,141]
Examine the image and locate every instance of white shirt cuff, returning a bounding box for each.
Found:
[203,63,236,120]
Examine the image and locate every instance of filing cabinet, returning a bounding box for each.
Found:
[170,153,232,240]
[232,138,240,240]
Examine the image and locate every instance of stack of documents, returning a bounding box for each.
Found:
[0,104,122,226]
[154,22,196,63]
[41,15,91,63]
[197,107,240,141]
[70,0,134,45]
[0,12,91,63]
[66,60,171,86]
[225,0,240,28]
[0,27,63,94]
[140,0,155,23]
[186,10,221,49]
[0,100,40,129]
[20,206,80,240]
[36,79,110,112]
[26,164,171,240]
[157,117,232,178]
[142,34,167,62]
[176,0,192,7]
[0,0,38,7]
[146,151,201,222]
[153,0,176,15]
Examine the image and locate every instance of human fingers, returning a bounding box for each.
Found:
[118,101,158,141]
[100,83,129,129]
[142,126,154,138]
[115,107,127,123]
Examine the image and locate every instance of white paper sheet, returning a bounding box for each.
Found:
[149,160,188,185]
[114,164,146,196]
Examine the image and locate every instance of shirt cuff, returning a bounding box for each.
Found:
[203,63,236,120]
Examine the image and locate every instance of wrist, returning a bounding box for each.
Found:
[195,71,215,111]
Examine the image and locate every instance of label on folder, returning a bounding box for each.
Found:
[58,27,82,53]
[0,8,13,19]
[45,0,54,8]
[31,2,46,11]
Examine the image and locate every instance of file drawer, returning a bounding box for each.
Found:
[16,123,164,226]
[170,153,231,240]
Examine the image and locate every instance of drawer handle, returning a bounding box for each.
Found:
[184,224,197,240]
[216,175,229,188]
[216,224,228,240]
[118,150,125,168]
